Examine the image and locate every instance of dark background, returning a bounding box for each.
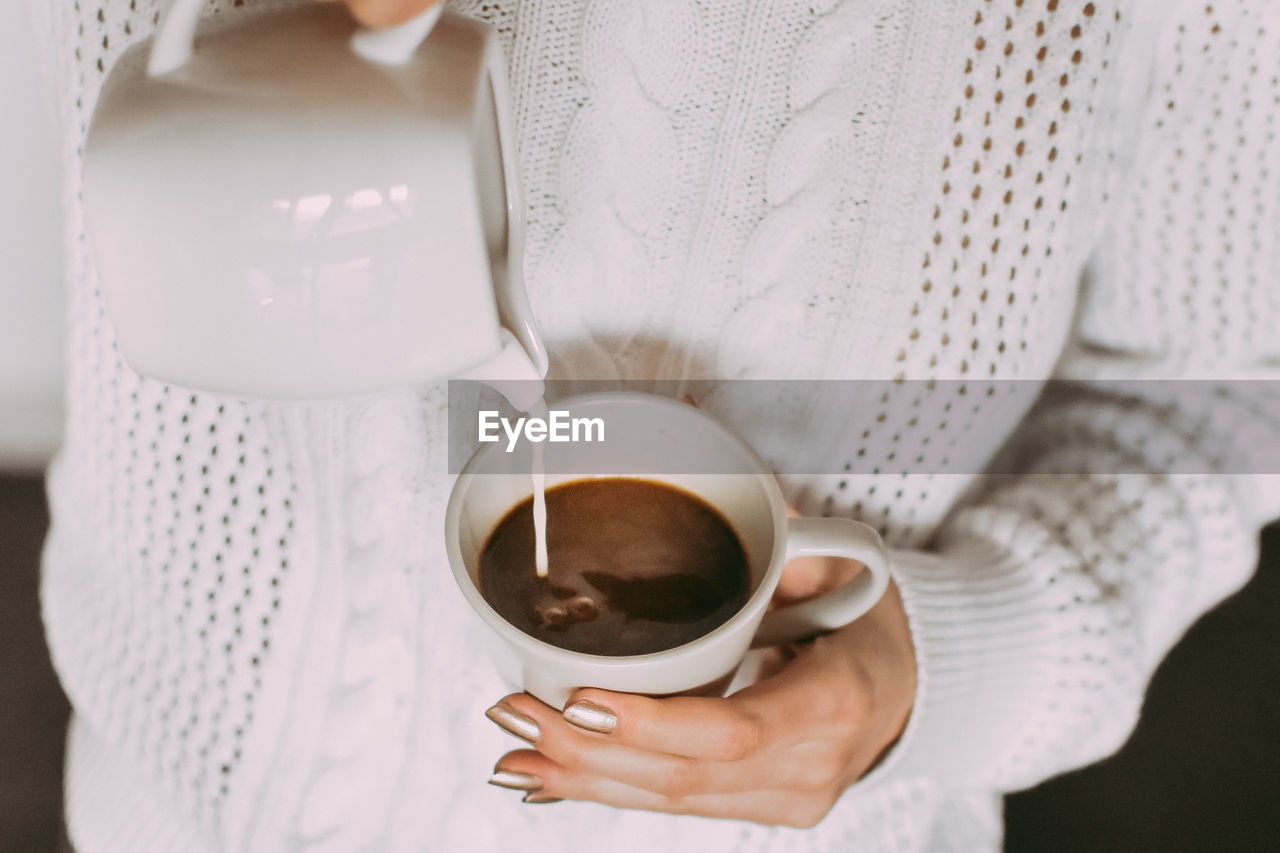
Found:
[2,474,1277,851]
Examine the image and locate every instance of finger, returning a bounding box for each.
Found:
[487,694,737,788]
[492,749,837,828]
[536,729,855,799]
[339,0,442,29]
[553,689,769,761]
[493,695,765,795]
[556,640,872,758]
[508,732,764,798]
[493,693,850,797]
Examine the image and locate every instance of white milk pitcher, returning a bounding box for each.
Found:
[82,0,548,402]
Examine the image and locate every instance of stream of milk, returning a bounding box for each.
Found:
[528,399,549,578]
[481,376,551,579]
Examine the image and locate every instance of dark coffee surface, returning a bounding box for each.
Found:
[478,478,751,656]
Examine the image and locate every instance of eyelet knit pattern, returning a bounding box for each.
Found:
[41,3,304,842]
[1084,3,1280,365]
[31,0,1280,851]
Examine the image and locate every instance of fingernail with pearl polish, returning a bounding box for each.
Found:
[562,700,617,734]
[487,770,543,792]
[522,792,564,805]
[485,702,540,744]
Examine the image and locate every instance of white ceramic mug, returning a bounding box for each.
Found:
[445,393,892,709]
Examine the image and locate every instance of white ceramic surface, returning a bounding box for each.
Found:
[82,0,547,399]
[445,393,892,709]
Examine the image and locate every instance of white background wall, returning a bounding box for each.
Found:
[0,4,66,472]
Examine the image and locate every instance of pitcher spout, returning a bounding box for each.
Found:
[458,328,547,413]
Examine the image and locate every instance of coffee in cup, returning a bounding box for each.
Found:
[478,477,751,656]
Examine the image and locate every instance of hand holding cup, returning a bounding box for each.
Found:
[447,393,916,825]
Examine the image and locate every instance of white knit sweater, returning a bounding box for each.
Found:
[30,0,1280,851]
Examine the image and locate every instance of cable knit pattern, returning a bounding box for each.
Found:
[534,0,703,378]
[276,398,421,850]
[727,0,899,379]
[29,0,1280,851]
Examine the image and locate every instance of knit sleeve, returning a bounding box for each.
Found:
[873,384,1279,792]
[865,1,1280,793]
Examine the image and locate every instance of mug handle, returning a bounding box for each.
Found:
[148,0,444,76]
[751,517,892,648]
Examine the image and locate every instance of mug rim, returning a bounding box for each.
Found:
[444,391,790,668]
